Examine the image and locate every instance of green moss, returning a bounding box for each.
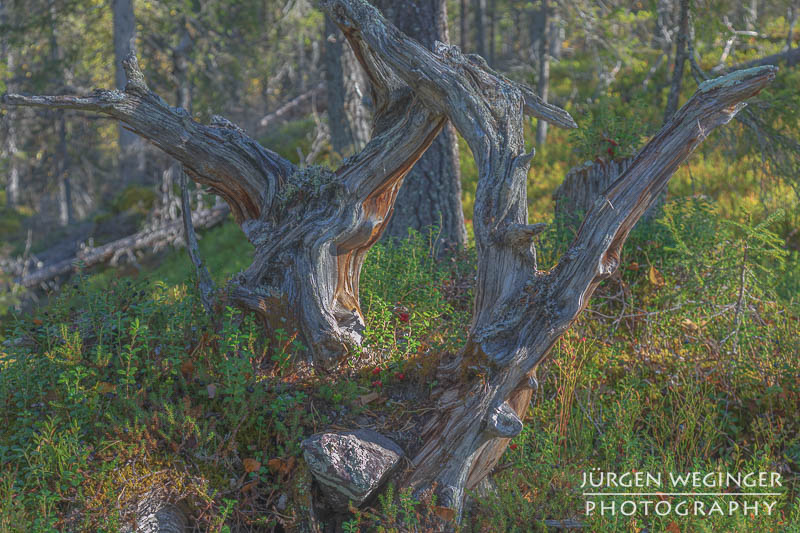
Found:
[698,65,775,92]
[111,185,157,215]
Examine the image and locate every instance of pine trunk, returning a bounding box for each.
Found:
[376,0,467,251]
[113,0,146,186]
[324,15,371,158]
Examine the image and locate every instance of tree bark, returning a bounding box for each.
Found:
[375,0,467,251]
[324,15,371,158]
[180,171,216,317]
[536,0,551,146]
[718,46,800,73]
[56,110,73,226]
[473,0,487,58]
[459,0,467,51]
[488,0,496,66]
[113,0,146,186]
[1,0,20,207]
[2,0,776,520]
[664,0,690,123]
[50,13,73,226]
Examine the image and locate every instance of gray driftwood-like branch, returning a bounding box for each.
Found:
[6,206,228,289]
[2,0,777,522]
[717,46,800,74]
[179,171,217,316]
[3,53,294,224]
[258,81,327,129]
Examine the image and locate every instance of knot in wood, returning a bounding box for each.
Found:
[486,401,523,438]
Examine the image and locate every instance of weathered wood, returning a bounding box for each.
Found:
[552,157,668,231]
[4,206,228,289]
[3,41,444,366]
[179,171,216,315]
[321,0,775,517]
[717,44,800,73]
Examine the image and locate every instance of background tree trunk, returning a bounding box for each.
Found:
[1,0,20,207]
[50,10,72,226]
[460,0,467,51]
[324,15,370,158]
[488,0,496,66]
[113,0,146,186]
[536,0,551,146]
[552,157,666,230]
[473,0,487,58]
[56,111,73,226]
[664,0,690,123]
[376,0,467,251]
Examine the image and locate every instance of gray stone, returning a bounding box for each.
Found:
[301,429,404,508]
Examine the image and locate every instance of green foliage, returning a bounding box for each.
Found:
[0,199,797,530]
[357,229,471,369]
[110,185,157,216]
[0,204,28,237]
[259,117,328,165]
[569,94,654,162]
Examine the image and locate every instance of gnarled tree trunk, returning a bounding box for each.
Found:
[2,0,776,521]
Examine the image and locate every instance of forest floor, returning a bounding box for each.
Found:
[1,194,798,532]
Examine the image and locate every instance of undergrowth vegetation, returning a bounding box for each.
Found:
[0,196,797,532]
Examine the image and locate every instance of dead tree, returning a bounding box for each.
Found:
[2,0,776,520]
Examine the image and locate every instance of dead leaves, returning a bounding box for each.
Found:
[267,456,296,478]
[432,506,456,522]
[357,391,383,406]
[648,264,666,287]
[243,458,261,473]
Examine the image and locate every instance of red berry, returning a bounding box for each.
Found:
[509,444,518,451]
[372,367,381,375]
[372,380,382,387]
[395,372,405,380]
[398,312,410,323]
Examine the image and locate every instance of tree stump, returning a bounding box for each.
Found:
[554,157,664,232]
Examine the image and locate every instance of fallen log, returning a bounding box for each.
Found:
[716,46,800,74]
[6,206,229,289]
